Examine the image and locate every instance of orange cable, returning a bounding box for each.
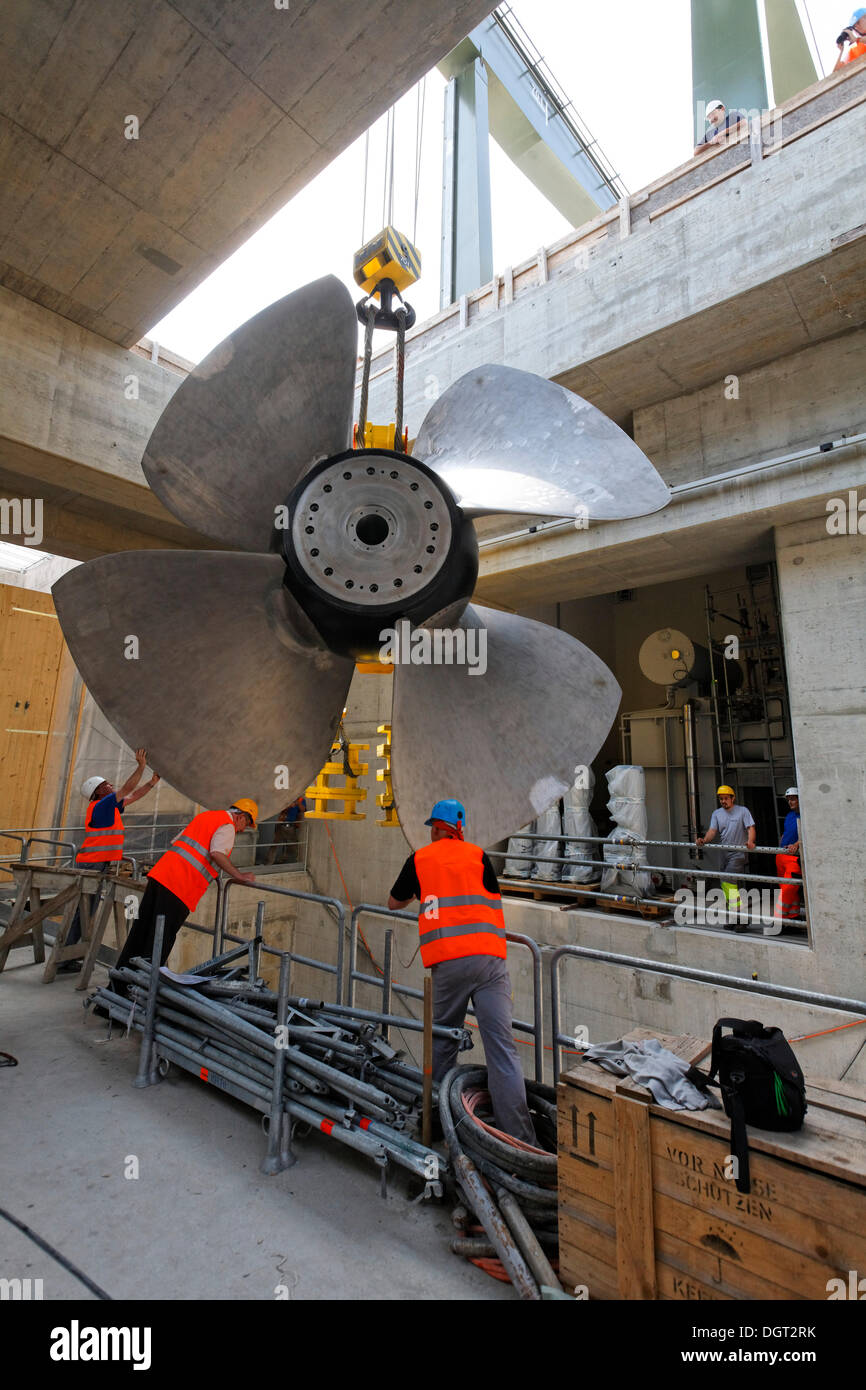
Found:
[789,1018,866,1043]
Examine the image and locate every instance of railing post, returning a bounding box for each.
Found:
[133,914,166,1089]
[381,929,393,1043]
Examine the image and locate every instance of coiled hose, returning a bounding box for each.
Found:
[439,1065,562,1298]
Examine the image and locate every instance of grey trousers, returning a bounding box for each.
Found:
[431,955,536,1145]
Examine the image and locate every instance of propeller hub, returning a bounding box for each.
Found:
[281,448,478,660]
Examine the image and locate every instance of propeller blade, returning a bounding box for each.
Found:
[142,276,358,552]
[414,364,670,520]
[390,605,621,850]
[52,551,354,819]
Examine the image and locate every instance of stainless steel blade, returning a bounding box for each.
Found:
[414,364,671,520]
[142,276,358,551]
[390,605,621,851]
[52,551,354,818]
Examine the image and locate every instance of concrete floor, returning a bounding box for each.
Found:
[0,948,511,1302]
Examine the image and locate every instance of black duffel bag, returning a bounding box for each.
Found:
[690,1018,806,1194]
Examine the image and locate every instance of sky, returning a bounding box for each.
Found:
[139,0,843,367]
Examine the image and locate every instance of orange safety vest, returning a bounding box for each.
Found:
[414,839,507,968]
[147,809,233,912]
[843,39,866,62]
[76,800,124,865]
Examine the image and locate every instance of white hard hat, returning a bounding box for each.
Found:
[705,98,725,114]
[785,787,799,797]
[81,775,106,798]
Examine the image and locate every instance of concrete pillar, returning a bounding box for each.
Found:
[774,515,866,951]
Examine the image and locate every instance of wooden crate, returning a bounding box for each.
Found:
[557,1028,866,1301]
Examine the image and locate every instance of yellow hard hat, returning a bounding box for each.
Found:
[717,785,735,796]
[231,798,258,829]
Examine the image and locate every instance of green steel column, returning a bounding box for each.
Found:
[440,55,494,308]
[691,0,768,142]
[764,0,818,103]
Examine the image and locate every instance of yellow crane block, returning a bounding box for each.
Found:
[375,722,400,828]
[305,742,369,821]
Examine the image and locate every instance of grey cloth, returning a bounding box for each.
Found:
[431,955,537,1145]
[709,804,754,848]
[583,1037,721,1111]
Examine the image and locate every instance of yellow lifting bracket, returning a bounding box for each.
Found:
[305,741,370,821]
[375,723,399,827]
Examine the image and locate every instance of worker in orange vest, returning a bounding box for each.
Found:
[63,749,159,973]
[388,799,536,1144]
[109,800,259,998]
[834,8,866,68]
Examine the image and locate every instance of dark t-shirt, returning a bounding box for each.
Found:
[390,849,500,902]
[699,109,748,144]
[89,792,126,827]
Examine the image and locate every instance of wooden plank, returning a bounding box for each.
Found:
[559,1150,615,1208]
[806,1077,866,1123]
[657,1261,732,1302]
[42,886,81,982]
[613,1095,657,1299]
[653,1189,846,1299]
[0,585,65,837]
[0,879,79,955]
[656,1228,800,1303]
[76,888,116,990]
[558,1243,618,1301]
[558,1196,617,1286]
[651,1118,866,1268]
[567,1063,866,1184]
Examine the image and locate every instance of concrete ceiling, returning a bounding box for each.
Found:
[0,0,494,347]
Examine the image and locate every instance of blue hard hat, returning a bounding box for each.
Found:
[425,799,466,829]
[851,7,866,21]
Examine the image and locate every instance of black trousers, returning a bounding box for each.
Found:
[114,878,190,986]
[68,860,111,946]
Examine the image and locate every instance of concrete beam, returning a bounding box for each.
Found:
[0,0,497,346]
[0,285,214,558]
[474,439,866,608]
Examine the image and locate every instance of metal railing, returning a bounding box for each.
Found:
[346,904,545,1082]
[490,828,808,932]
[548,944,866,1084]
[217,877,346,1004]
[0,832,77,867]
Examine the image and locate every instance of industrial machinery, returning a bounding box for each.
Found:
[53,276,670,851]
[623,626,743,872]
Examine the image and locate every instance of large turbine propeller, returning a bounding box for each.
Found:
[53,275,670,848]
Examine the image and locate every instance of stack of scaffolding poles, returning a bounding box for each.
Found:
[439,1064,562,1300]
[87,924,472,1195]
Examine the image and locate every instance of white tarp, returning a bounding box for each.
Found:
[532,801,562,881]
[504,823,534,879]
[600,765,651,899]
[562,767,599,884]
